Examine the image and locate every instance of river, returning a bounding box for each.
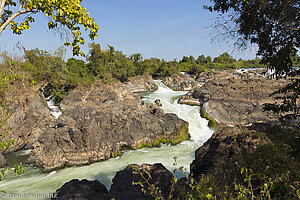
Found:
[0,80,213,199]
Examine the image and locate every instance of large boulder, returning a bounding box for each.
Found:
[195,70,233,83]
[179,74,288,126]
[27,82,189,171]
[52,179,112,200]
[162,74,198,91]
[190,127,268,177]
[110,163,174,200]
[53,163,174,200]
[5,83,54,153]
[124,75,158,93]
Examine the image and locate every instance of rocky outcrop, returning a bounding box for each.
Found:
[179,74,288,126]
[162,74,198,91]
[110,163,173,200]
[190,127,268,177]
[155,99,162,106]
[53,163,174,200]
[5,84,54,153]
[124,75,158,93]
[27,82,189,172]
[52,179,112,200]
[0,153,6,167]
[195,70,233,83]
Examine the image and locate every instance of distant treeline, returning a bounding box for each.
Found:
[1,43,299,103]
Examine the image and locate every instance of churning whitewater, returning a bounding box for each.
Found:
[0,81,213,198]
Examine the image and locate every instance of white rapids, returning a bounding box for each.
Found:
[0,80,213,199]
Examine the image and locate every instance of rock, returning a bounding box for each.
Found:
[5,83,54,153]
[0,153,6,167]
[180,74,289,126]
[53,163,175,200]
[195,70,233,83]
[110,163,173,200]
[52,179,112,200]
[190,127,268,177]
[162,74,198,91]
[124,75,158,93]
[27,81,189,172]
[155,99,162,106]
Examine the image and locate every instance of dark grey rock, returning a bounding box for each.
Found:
[52,179,111,200]
[110,163,173,200]
[190,127,268,177]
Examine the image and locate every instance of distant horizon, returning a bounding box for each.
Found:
[0,0,260,61]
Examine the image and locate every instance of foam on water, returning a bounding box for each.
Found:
[0,81,214,199]
[45,97,62,119]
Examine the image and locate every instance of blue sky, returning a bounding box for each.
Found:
[0,0,258,61]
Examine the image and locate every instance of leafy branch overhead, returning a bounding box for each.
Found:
[0,0,99,56]
[206,0,299,120]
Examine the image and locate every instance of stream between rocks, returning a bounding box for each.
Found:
[0,80,213,199]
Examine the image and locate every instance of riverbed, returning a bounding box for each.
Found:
[0,81,213,199]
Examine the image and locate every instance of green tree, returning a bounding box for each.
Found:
[130,53,143,75]
[206,0,299,119]
[196,55,206,64]
[213,52,234,63]
[205,56,212,64]
[0,0,99,56]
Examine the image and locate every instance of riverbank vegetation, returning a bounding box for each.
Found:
[3,44,299,105]
[136,126,299,200]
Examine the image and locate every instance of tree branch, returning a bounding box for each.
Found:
[0,8,34,36]
[0,0,6,19]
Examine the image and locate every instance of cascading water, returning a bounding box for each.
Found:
[0,81,213,199]
[40,86,62,119]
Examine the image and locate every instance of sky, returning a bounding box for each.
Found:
[0,0,258,61]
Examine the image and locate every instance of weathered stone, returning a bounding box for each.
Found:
[155,99,162,106]
[124,75,158,93]
[5,84,54,153]
[180,73,289,126]
[162,74,198,91]
[195,70,233,83]
[110,163,173,200]
[190,127,268,177]
[27,82,189,171]
[52,179,111,200]
[0,153,6,167]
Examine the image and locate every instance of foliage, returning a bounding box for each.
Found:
[0,70,28,181]
[0,72,14,152]
[0,0,99,56]
[14,44,268,105]
[131,127,299,200]
[205,0,300,119]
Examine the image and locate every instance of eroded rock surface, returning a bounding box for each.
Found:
[110,163,173,200]
[52,179,112,200]
[162,73,198,91]
[53,163,174,200]
[124,75,158,93]
[5,84,54,153]
[180,74,287,126]
[190,127,268,177]
[27,82,189,171]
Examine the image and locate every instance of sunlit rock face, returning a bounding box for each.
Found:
[27,81,189,172]
[162,73,198,91]
[180,73,289,127]
[5,84,54,153]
